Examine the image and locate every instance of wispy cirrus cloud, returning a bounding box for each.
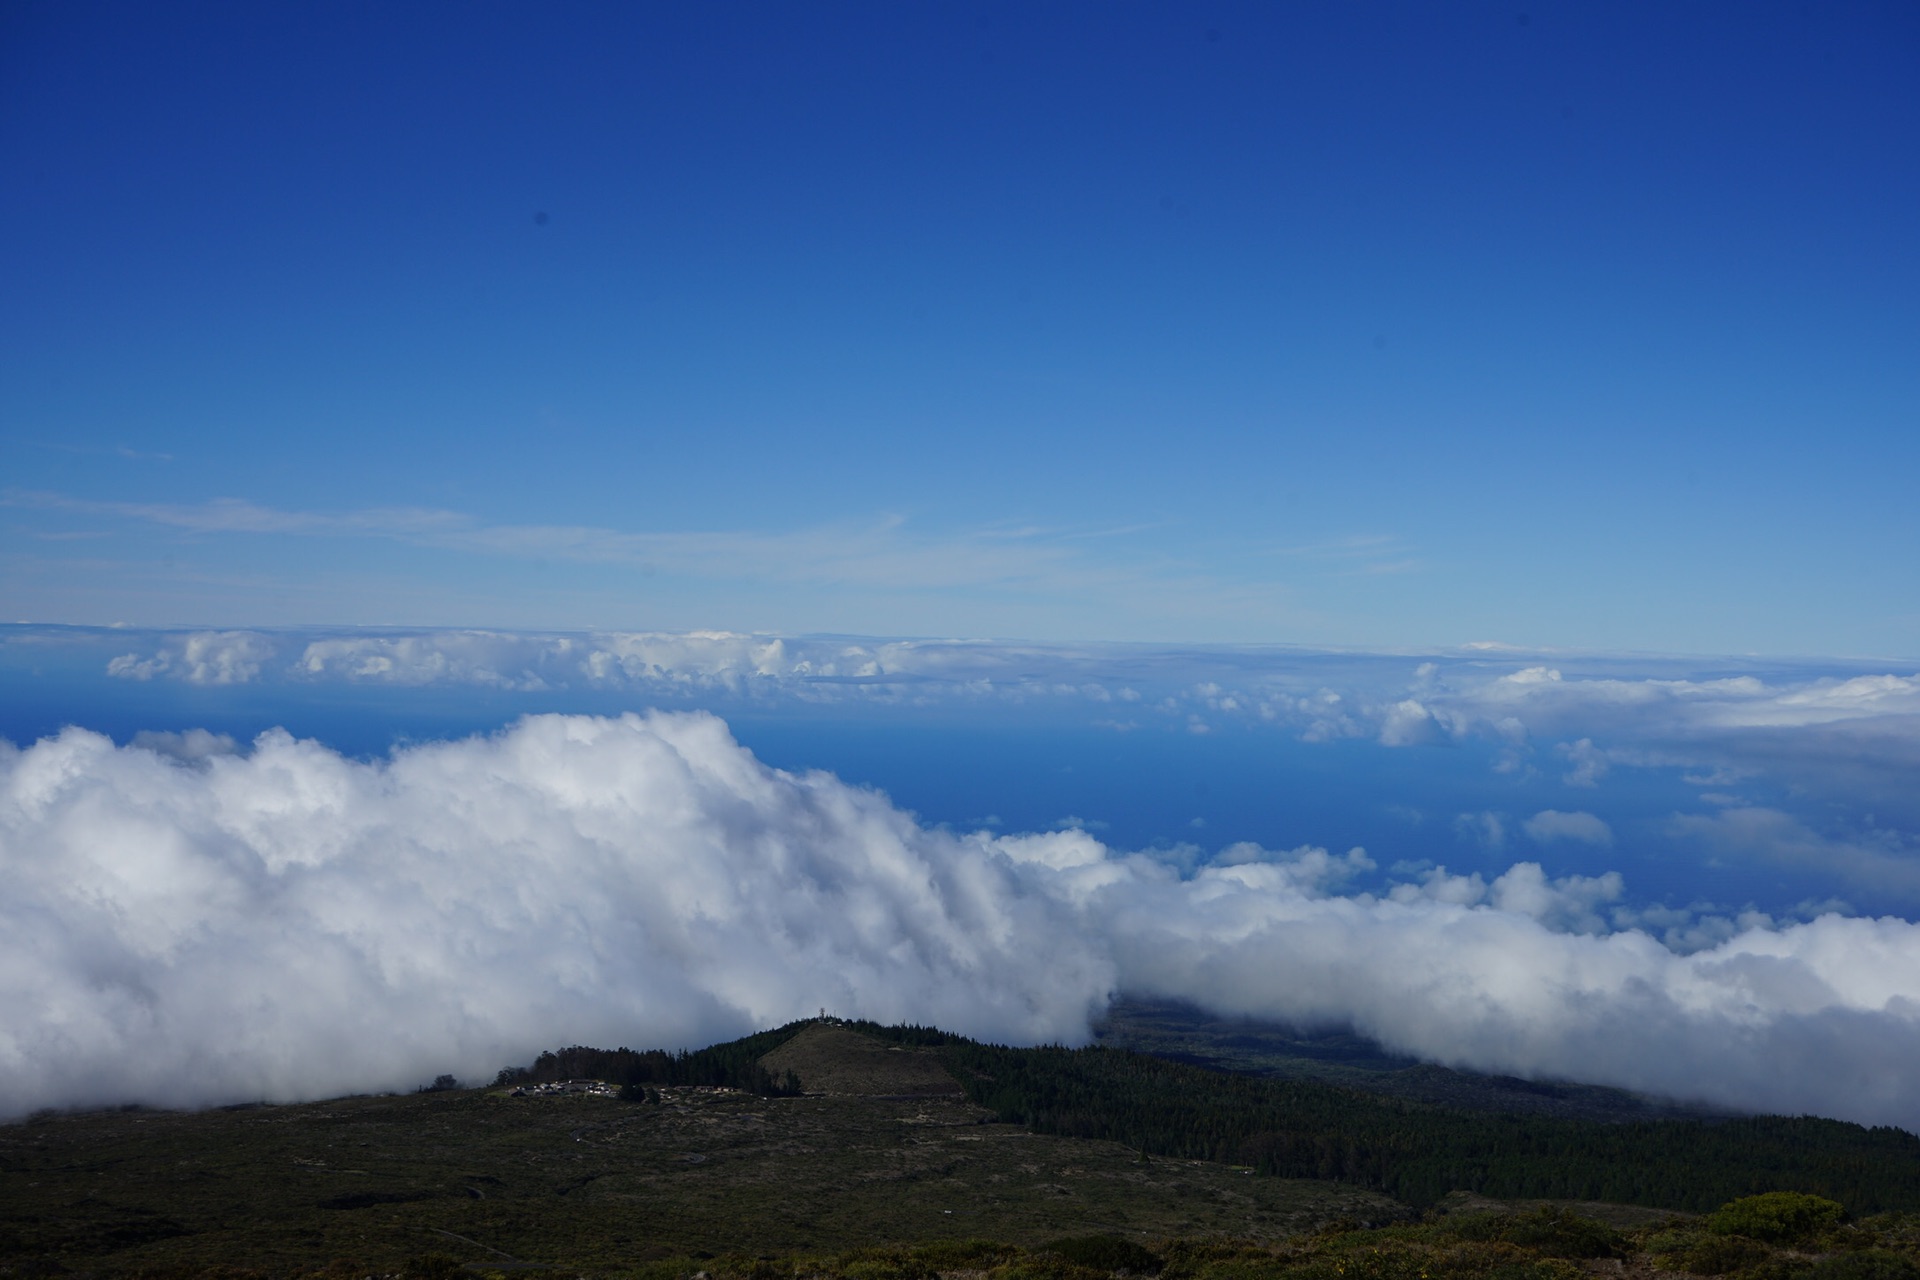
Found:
[7,491,470,537]
[4,490,1172,597]
[1263,532,1422,576]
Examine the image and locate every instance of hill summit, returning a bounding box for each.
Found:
[756,1022,963,1098]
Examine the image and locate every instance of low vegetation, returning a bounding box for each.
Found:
[43,1196,1920,1280]
[11,1019,1920,1278]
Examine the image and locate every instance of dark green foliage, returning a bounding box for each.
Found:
[1443,1207,1624,1258]
[1043,1235,1166,1274]
[839,1252,936,1280]
[935,1038,1920,1213]
[493,1021,810,1095]
[1671,1234,1775,1275]
[1811,1253,1920,1280]
[1710,1194,1848,1243]
[843,1020,969,1048]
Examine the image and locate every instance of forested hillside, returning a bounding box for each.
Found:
[838,1022,1920,1214]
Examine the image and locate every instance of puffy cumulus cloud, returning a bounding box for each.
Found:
[1209,842,1377,894]
[98,627,1135,705]
[1384,861,1622,933]
[1379,699,1450,746]
[1523,810,1614,846]
[1556,738,1610,787]
[295,633,576,690]
[106,631,276,685]
[9,714,1920,1129]
[0,714,1112,1116]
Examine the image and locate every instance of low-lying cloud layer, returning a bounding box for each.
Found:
[6,712,1920,1129]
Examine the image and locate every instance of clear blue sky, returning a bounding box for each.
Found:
[4,1,1917,653]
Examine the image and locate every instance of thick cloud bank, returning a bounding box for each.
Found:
[0,714,1109,1115]
[6,713,1920,1128]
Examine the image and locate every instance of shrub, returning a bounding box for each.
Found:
[1443,1208,1623,1259]
[1709,1195,1846,1245]
[841,1255,934,1280]
[1677,1236,1775,1275]
[1043,1236,1166,1275]
[1155,1238,1271,1280]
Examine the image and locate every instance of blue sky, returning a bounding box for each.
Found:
[5,2,1918,652]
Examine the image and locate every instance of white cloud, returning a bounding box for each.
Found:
[0,714,1111,1116]
[1209,843,1376,893]
[106,631,276,685]
[1432,665,1920,737]
[1379,698,1448,746]
[1523,809,1614,846]
[8,714,1920,1129]
[104,628,1150,704]
[1109,868,1920,1126]
[295,632,573,691]
[1557,738,1610,787]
